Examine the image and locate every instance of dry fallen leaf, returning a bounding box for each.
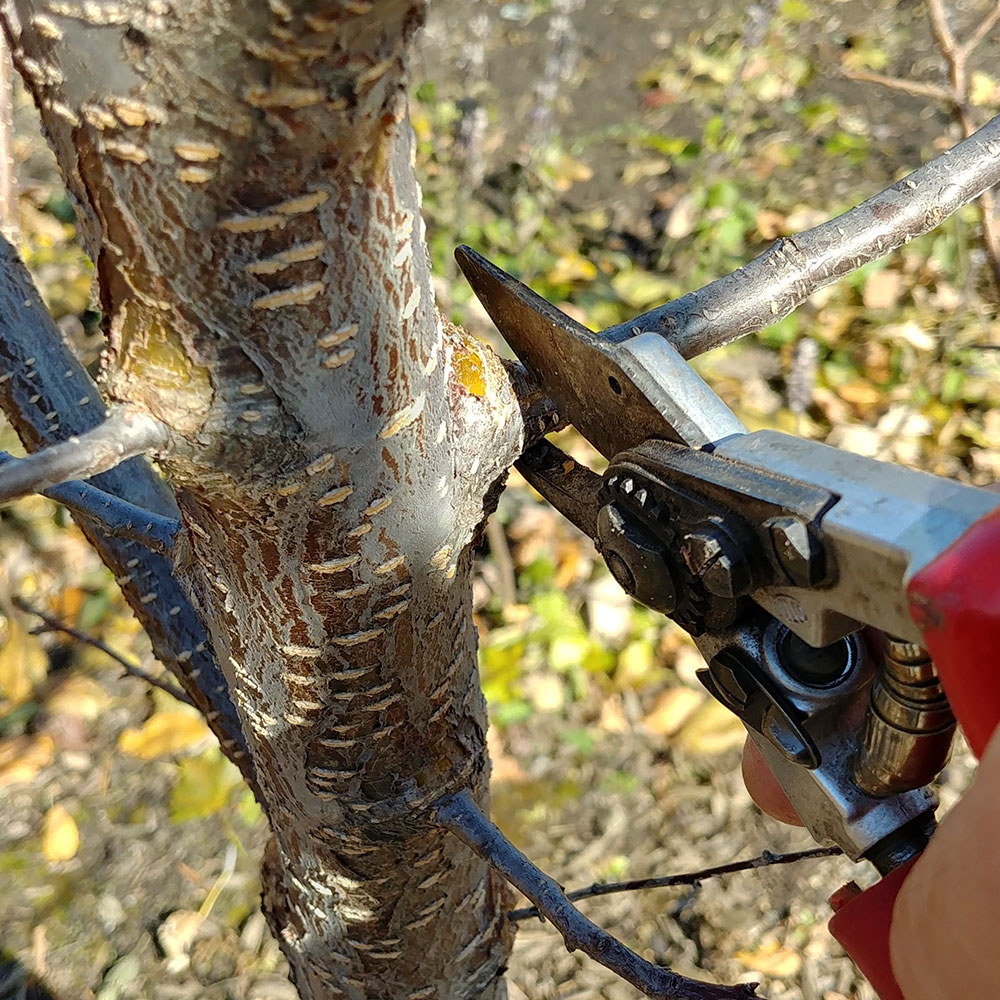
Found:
[0,734,55,787]
[488,727,526,784]
[675,699,745,755]
[45,675,112,720]
[157,909,203,974]
[0,621,48,705]
[598,695,628,734]
[644,686,705,736]
[42,803,79,862]
[522,673,565,713]
[119,710,212,760]
[735,939,803,978]
[755,209,787,239]
[862,269,903,310]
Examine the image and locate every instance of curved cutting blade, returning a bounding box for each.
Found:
[456,246,745,458]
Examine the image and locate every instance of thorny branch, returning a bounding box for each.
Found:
[14,597,192,705]
[843,0,1000,289]
[602,112,1000,356]
[508,846,842,922]
[0,405,169,504]
[435,790,760,1000]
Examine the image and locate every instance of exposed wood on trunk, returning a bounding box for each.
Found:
[0,2,533,996]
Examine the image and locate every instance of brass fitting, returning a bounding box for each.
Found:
[853,637,955,798]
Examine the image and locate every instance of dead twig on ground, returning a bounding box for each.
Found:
[14,596,192,705]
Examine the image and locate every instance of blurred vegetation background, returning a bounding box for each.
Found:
[0,2,997,998]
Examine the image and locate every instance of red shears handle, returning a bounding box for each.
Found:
[828,507,1000,999]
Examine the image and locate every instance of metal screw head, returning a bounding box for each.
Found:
[767,516,825,588]
[682,525,753,599]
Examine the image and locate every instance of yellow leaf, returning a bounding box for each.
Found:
[970,71,999,107]
[119,710,212,760]
[0,734,55,787]
[42,803,79,862]
[735,940,803,978]
[675,699,745,754]
[545,152,593,192]
[546,252,598,285]
[0,621,48,704]
[169,749,243,822]
[622,158,670,187]
[45,675,112,720]
[644,686,705,736]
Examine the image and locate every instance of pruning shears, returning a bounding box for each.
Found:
[457,245,1000,1000]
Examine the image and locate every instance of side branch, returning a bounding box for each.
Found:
[0,407,169,503]
[434,790,760,1000]
[508,846,842,922]
[604,113,1000,356]
[39,475,179,556]
[0,452,180,556]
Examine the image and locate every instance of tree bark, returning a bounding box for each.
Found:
[0,2,534,996]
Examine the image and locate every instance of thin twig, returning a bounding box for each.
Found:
[0,32,15,238]
[602,114,1000,355]
[485,517,517,609]
[14,597,193,705]
[0,405,170,504]
[959,2,1000,58]
[841,70,951,102]
[857,0,1000,290]
[435,790,759,1000]
[508,846,842,922]
[925,0,1000,290]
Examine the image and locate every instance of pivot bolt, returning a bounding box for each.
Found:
[596,503,677,614]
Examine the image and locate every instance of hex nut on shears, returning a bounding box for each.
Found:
[682,524,753,599]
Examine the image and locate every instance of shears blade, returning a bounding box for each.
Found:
[456,246,745,457]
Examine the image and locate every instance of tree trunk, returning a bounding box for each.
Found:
[0,2,537,996]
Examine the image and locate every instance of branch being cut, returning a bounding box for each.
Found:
[509,846,842,922]
[435,790,760,1000]
[603,113,1000,356]
[0,405,169,504]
